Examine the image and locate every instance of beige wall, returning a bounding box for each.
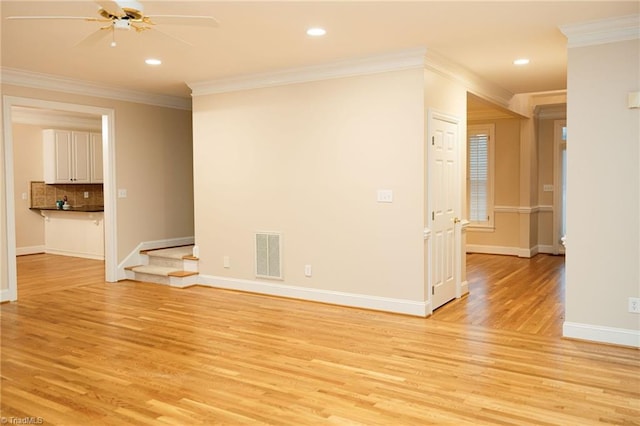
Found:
[193,69,428,301]
[1,84,194,276]
[467,118,522,249]
[536,117,557,247]
[12,123,45,250]
[565,38,639,333]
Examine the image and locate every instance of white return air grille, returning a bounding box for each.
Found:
[255,232,282,279]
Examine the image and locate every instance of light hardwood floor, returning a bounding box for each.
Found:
[1,254,638,425]
[432,253,566,337]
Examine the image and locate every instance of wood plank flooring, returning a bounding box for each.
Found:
[1,254,638,425]
[432,253,566,337]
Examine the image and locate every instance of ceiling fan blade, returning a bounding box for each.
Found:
[145,15,220,27]
[94,1,126,17]
[74,27,112,48]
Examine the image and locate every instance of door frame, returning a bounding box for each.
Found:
[427,109,464,313]
[552,119,567,255]
[1,96,117,302]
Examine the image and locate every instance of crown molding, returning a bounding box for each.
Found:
[1,67,191,111]
[11,106,101,131]
[188,47,428,96]
[188,47,516,111]
[560,14,640,48]
[424,49,514,110]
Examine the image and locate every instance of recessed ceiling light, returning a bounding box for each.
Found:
[145,58,162,66]
[513,58,530,66]
[306,27,326,37]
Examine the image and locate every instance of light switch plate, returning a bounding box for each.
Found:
[117,189,127,198]
[377,189,393,203]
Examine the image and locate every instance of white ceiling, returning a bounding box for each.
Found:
[2,1,638,101]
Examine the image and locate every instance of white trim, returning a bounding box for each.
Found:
[188,48,427,96]
[536,245,556,254]
[1,67,191,111]
[0,288,12,303]
[466,244,558,257]
[45,248,104,261]
[492,205,552,214]
[15,246,45,256]
[424,50,514,111]
[466,244,533,258]
[117,236,195,280]
[560,14,640,48]
[460,280,469,297]
[11,107,101,131]
[197,274,430,317]
[553,119,567,255]
[563,321,640,348]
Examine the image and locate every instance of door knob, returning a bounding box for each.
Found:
[453,217,461,224]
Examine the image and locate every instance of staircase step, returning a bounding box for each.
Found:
[142,245,197,260]
[126,245,199,288]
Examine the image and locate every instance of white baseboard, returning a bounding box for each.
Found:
[460,280,469,297]
[465,244,557,258]
[45,249,104,261]
[466,244,531,258]
[536,245,555,254]
[16,245,45,256]
[197,274,430,317]
[1,288,16,303]
[117,236,195,280]
[563,321,640,348]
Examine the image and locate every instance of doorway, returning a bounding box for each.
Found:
[553,120,567,254]
[1,96,117,302]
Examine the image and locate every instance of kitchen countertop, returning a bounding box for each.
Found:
[31,205,105,212]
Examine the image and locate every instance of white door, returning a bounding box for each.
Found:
[429,112,461,310]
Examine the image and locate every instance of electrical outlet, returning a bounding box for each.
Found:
[304,264,312,277]
[84,191,89,198]
[629,297,640,313]
[223,256,230,268]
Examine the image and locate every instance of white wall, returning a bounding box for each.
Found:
[193,69,429,312]
[564,38,640,346]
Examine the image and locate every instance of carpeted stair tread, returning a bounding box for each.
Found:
[131,265,182,276]
[142,245,195,260]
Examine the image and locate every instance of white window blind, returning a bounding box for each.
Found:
[467,124,494,227]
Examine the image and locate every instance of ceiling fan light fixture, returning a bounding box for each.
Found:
[145,58,162,66]
[306,27,326,37]
[513,58,530,66]
[114,19,132,30]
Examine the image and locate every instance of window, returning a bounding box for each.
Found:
[467,124,495,228]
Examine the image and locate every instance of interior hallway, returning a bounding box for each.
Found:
[432,253,566,337]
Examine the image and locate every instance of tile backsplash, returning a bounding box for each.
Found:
[31,181,104,208]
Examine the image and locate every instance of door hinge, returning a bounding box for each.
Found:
[432,286,435,295]
[432,211,435,221]
[432,136,435,146]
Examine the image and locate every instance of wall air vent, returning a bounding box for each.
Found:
[255,232,282,279]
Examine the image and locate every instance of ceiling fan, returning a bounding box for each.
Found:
[6,0,219,47]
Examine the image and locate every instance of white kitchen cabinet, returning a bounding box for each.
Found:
[43,129,102,184]
[90,132,104,183]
